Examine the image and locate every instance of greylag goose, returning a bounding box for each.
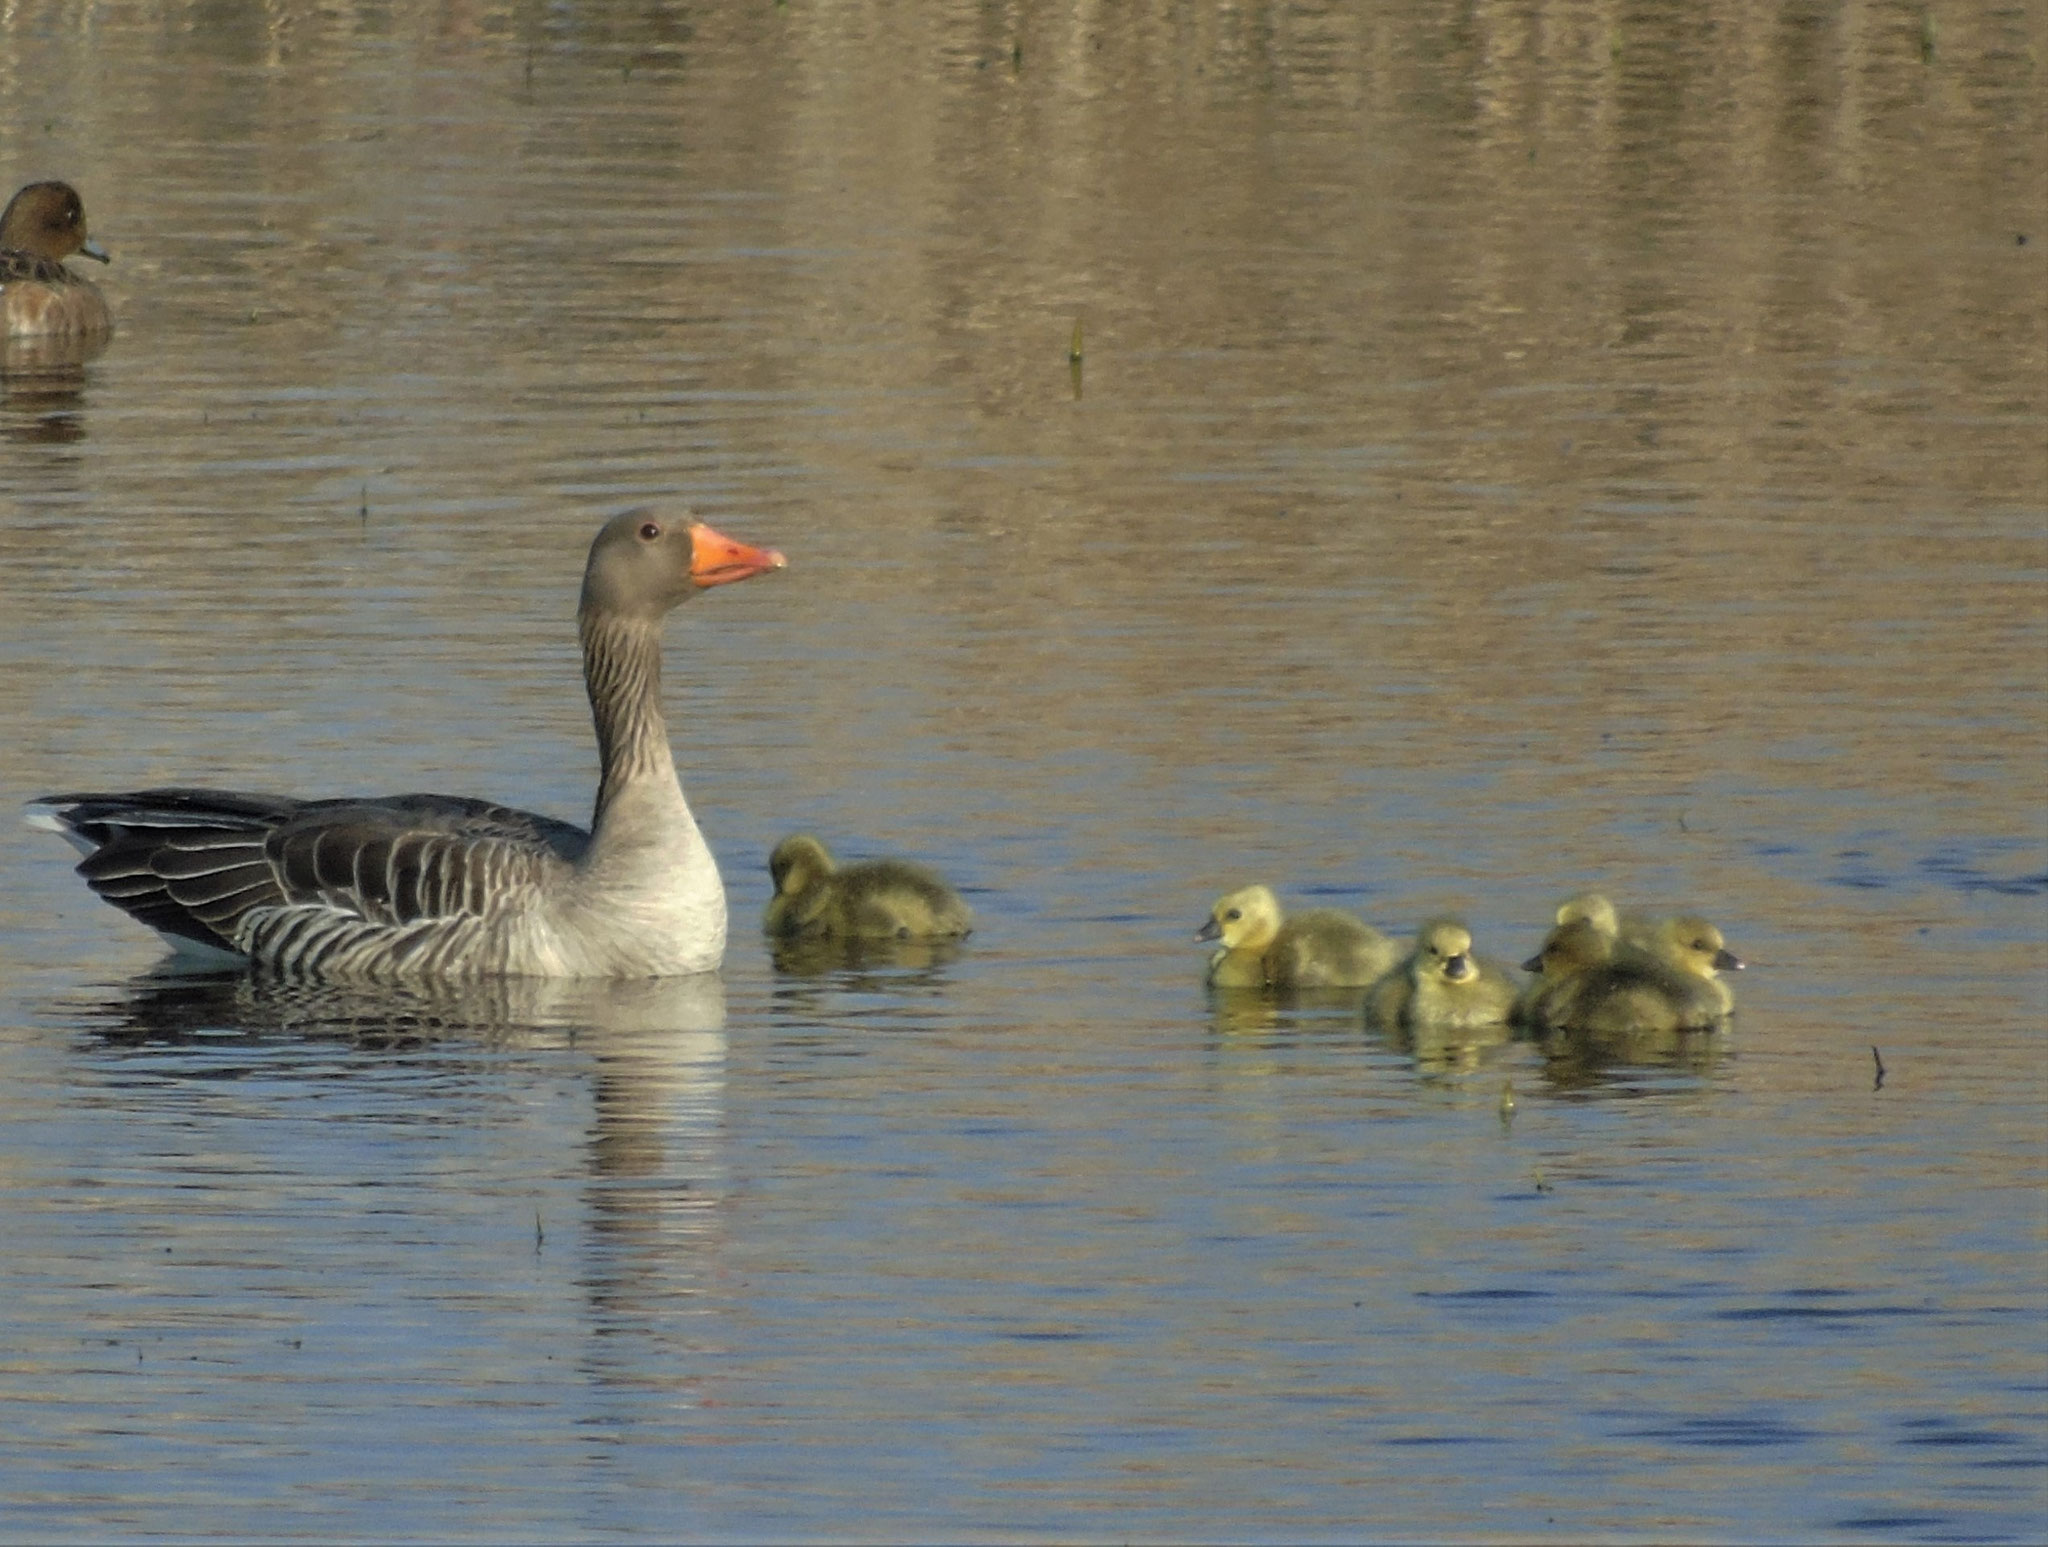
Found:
[0,181,111,338]
[1518,912,1742,1034]
[1554,890,1622,939]
[1564,915,1742,1033]
[1198,883,1397,990]
[1365,917,1519,1032]
[28,510,783,980]
[762,833,973,941]
[1512,913,1614,1030]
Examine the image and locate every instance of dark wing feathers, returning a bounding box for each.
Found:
[35,788,588,957]
[45,787,305,832]
[0,249,81,285]
[267,814,568,928]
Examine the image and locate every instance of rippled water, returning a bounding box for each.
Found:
[0,1,2042,1540]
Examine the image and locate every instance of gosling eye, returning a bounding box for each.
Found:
[638,520,662,541]
[1224,908,1241,922]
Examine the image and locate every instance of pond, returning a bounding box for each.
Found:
[0,1,2041,1540]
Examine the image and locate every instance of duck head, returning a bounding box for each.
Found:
[0,181,107,264]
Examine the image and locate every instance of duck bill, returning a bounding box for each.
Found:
[1197,917,1223,942]
[78,238,110,264]
[1713,948,1745,972]
[688,521,786,587]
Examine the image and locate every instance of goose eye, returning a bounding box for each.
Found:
[638,521,661,541]
[1224,909,1241,922]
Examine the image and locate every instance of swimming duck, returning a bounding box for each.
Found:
[1198,884,1398,990]
[0,181,111,338]
[763,833,972,941]
[1539,914,1743,1034]
[30,511,784,979]
[1365,917,1520,1031]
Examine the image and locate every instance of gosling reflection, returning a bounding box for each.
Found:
[769,931,970,979]
[1205,982,1371,1041]
[1534,1017,1731,1089]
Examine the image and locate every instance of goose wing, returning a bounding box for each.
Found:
[31,788,588,970]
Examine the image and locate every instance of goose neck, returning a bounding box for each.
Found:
[580,608,679,827]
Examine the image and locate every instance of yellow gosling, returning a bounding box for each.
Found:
[1199,884,1397,990]
[1513,914,1615,1030]
[1550,914,1743,1035]
[1555,890,1621,938]
[1366,917,1519,1033]
[763,833,972,941]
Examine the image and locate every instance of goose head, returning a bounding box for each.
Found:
[1555,890,1620,938]
[580,509,785,624]
[1414,918,1477,984]
[0,181,107,263]
[768,833,838,897]
[1651,915,1743,978]
[1199,884,1282,953]
[1522,915,1611,977]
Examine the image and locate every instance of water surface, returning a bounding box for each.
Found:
[0,1,2042,1540]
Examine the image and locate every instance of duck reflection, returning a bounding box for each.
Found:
[0,341,95,444]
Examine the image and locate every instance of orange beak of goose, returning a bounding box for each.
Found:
[688,521,786,588]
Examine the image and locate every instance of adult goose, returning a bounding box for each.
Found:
[29,510,783,981]
[0,181,112,338]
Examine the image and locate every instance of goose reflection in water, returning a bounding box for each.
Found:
[61,966,734,1401]
[67,965,726,1051]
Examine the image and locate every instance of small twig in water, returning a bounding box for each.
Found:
[1872,1046,1886,1092]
